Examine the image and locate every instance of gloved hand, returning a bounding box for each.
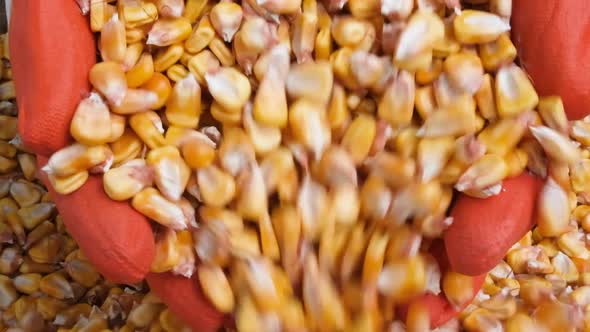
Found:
[9,0,587,330]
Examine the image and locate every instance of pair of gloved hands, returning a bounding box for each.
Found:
[9,0,590,330]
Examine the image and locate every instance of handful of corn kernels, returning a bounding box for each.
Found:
[0,35,192,331]
[41,0,590,330]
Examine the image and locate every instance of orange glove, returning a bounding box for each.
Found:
[9,0,588,330]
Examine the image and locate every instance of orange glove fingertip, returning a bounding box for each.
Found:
[146,272,225,332]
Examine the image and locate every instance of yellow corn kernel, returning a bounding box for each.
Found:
[495,63,540,117]
[103,159,153,201]
[315,21,332,61]
[479,33,517,71]
[183,0,208,23]
[378,70,415,128]
[289,99,332,160]
[166,74,201,128]
[347,0,380,18]
[210,1,243,42]
[442,271,475,309]
[417,99,477,137]
[126,26,148,44]
[474,74,497,121]
[377,255,426,303]
[394,11,444,71]
[0,81,15,101]
[416,58,443,86]
[504,148,528,178]
[126,53,154,88]
[100,14,127,64]
[188,50,221,85]
[89,61,127,106]
[443,52,484,95]
[197,264,235,313]
[209,36,236,66]
[154,43,185,73]
[70,93,112,146]
[453,10,510,44]
[180,135,216,170]
[132,188,189,230]
[571,159,590,194]
[415,86,436,121]
[122,1,159,29]
[477,111,532,156]
[129,111,167,149]
[166,64,189,82]
[217,127,254,176]
[151,229,181,273]
[291,0,318,63]
[90,0,106,32]
[329,47,358,90]
[205,67,251,113]
[530,125,581,165]
[147,146,191,201]
[243,103,282,155]
[110,128,144,165]
[106,114,125,144]
[341,114,376,165]
[361,230,389,288]
[211,101,242,125]
[185,16,216,54]
[111,88,159,114]
[286,61,333,105]
[327,83,350,131]
[180,52,193,67]
[253,68,288,130]
[156,0,185,18]
[537,177,571,237]
[330,16,368,48]
[159,308,189,332]
[557,230,590,259]
[141,72,173,110]
[456,153,508,192]
[43,144,111,177]
[147,17,192,47]
[128,302,165,328]
[196,165,236,207]
[18,202,55,230]
[405,301,430,332]
[538,96,568,134]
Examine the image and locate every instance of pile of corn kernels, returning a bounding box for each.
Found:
[10,0,590,331]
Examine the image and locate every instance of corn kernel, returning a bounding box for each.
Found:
[453,10,510,44]
[495,63,539,118]
[101,14,127,64]
[147,17,192,47]
[154,44,185,73]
